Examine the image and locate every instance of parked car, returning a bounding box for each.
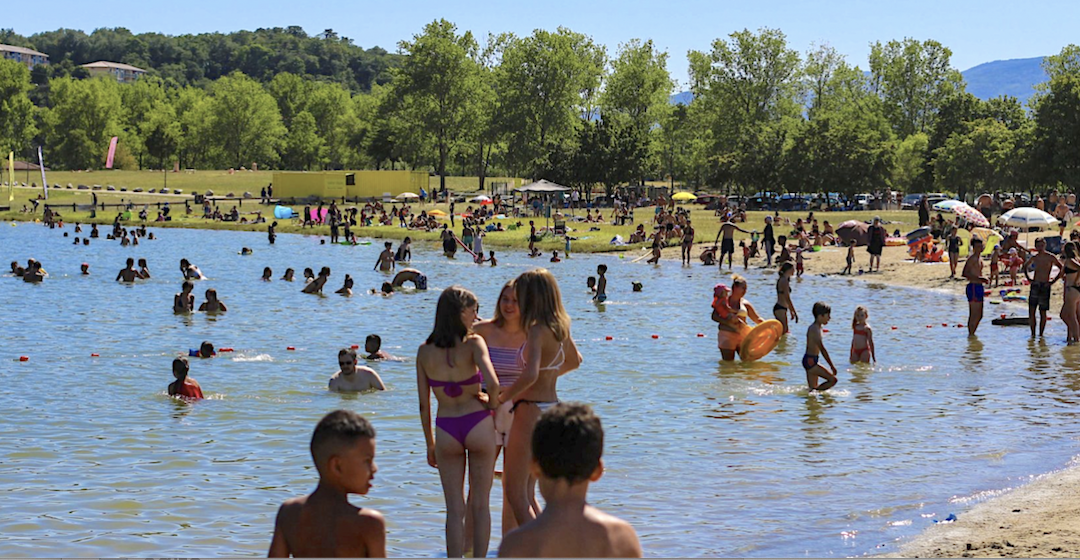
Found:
[854,193,874,210]
[901,194,923,210]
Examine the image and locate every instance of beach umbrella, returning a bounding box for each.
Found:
[672,191,697,202]
[932,199,964,212]
[397,192,420,199]
[951,202,990,228]
[470,194,493,204]
[428,209,447,217]
[997,207,1058,231]
[836,221,870,246]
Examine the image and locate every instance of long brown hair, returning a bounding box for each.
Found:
[426,286,478,348]
[492,279,516,328]
[515,269,570,341]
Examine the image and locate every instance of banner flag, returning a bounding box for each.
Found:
[38,145,48,200]
[105,136,119,169]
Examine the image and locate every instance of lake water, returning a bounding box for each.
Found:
[2,221,1080,557]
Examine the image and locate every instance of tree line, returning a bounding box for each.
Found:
[2,22,1080,200]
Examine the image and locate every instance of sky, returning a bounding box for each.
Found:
[6,0,1079,88]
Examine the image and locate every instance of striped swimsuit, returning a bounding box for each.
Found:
[487,345,523,388]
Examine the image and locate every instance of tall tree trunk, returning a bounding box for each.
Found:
[439,142,447,193]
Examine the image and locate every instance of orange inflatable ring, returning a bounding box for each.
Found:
[740,319,784,362]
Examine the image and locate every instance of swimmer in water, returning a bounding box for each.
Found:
[138,258,151,279]
[594,264,608,303]
[489,251,497,266]
[267,410,386,557]
[328,348,386,392]
[336,274,354,296]
[303,268,315,283]
[116,257,139,282]
[81,263,90,275]
[262,267,273,282]
[372,282,395,296]
[168,357,205,400]
[391,268,427,291]
[395,237,412,262]
[10,261,24,277]
[302,267,331,294]
[241,247,253,255]
[282,268,295,282]
[198,288,229,313]
[374,242,395,272]
[174,281,195,313]
[363,334,395,361]
[179,258,205,280]
[190,341,215,358]
[550,250,561,263]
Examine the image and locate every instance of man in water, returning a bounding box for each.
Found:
[116,257,139,282]
[712,221,749,270]
[374,242,395,272]
[329,348,385,392]
[962,236,988,336]
[1024,237,1063,337]
[391,268,427,290]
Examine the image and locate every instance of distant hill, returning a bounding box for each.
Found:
[669,56,1051,107]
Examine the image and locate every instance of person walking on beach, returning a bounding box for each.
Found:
[947,228,962,279]
[497,269,582,529]
[804,302,838,391]
[681,220,695,265]
[268,410,386,557]
[713,221,749,270]
[962,236,988,336]
[867,217,886,273]
[1024,237,1063,338]
[773,263,798,334]
[416,286,501,558]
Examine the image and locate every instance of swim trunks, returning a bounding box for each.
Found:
[595,294,607,303]
[415,274,428,290]
[965,282,985,303]
[802,354,819,370]
[721,238,735,255]
[1029,281,1051,311]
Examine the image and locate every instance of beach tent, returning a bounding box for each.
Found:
[836,220,870,246]
[516,179,571,229]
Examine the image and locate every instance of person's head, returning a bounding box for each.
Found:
[284,268,294,279]
[205,288,218,302]
[364,334,381,354]
[427,286,479,348]
[765,216,773,224]
[873,217,881,225]
[812,302,832,325]
[380,282,394,294]
[515,269,570,341]
[739,240,746,247]
[587,276,597,289]
[730,274,748,298]
[713,283,730,300]
[778,235,787,246]
[320,266,330,277]
[338,347,358,374]
[181,280,193,294]
[172,357,189,380]
[972,236,984,252]
[1036,237,1047,251]
[384,241,392,249]
[1009,247,1018,256]
[199,341,215,357]
[489,250,495,257]
[852,305,869,328]
[632,281,643,292]
[180,258,190,269]
[83,238,89,245]
[126,257,135,267]
[531,403,604,486]
[138,258,147,267]
[262,267,272,279]
[597,264,607,275]
[492,280,519,328]
[310,410,377,494]
[344,274,353,287]
[304,267,314,279]
[80,263,89,274]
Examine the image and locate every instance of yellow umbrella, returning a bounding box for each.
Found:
[428,209,447,217]
[672,191,697,202]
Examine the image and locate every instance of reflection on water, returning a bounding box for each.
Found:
[1,222,1080,557]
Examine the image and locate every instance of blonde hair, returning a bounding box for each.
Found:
[491,279,516,328]
[852,305,868,329]
[515,268,570,341]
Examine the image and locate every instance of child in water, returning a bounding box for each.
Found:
[740,240,750,270]
[711,284,733,320]
[80,263,90,275]
[803,302,838,391]
[262,267,273,281]
[189,341,215,358]
[587,276,597,294]
[168,357,204,400]
[488,250,497,266]
[364,334,393,361]
[336,274,354,296]
[594,264,607,302]
[795,247,805,277]
[268,410,386,557]
[282,268,295,282]
[550,250,561,263]
[497,403,642,558]
[850,305,876,363]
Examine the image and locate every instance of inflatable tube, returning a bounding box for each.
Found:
[455,236,479,260]
[992,317,1030,326]
[905,227,931,241]
[273,206,293,219]
[740,319,784,362]
[886,237,907,246]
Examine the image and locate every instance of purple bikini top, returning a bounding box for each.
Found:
[427,372,482,397]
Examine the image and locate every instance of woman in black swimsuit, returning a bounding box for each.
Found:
[773,262,798,333]
[1060,242,1080,343]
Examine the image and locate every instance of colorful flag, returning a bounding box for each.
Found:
[105,136,119,169]
[38,146,48,200]
[7,151,13,201]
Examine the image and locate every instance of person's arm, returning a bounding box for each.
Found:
[267,504,292,557]
[1052,256,1065,283]
[471,336,500,407]
[1023,256,1035,282]
[820,337,837,374]
[359,511,387,558]
[867,326,876,363]
[558,333,583,376]
[218,302,228,312]
[745,301,764,325]
[115,270,123,281]
[499,326,542,404]
[783,288,798,322]
[368,368,387,391]
[415,350,436,468]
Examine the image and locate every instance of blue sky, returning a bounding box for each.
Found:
[6,0,1078,87]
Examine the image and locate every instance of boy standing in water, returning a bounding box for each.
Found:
[498,403,642,558]
[962,236,988,336]
[594,264,608,303]
[374,242,395,272]
[269,410,386,557]
[803,302,838,391]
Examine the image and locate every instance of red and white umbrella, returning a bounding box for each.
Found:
[952,203,989,227]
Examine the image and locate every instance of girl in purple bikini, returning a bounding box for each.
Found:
[416,286,501,558]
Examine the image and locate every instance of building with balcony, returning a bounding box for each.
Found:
[0,44,49,70]
[81,61,147,83]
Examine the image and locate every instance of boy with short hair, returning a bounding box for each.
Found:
[269,410,386,557]
[803,302,838,391]
[364,334,393,361]
[498,403,642,558]
[594,264,608,303]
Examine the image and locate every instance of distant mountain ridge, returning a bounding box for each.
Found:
[670,56,1050,106]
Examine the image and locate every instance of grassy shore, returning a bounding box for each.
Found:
[0,185,925,254]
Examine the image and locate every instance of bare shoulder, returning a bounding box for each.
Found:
[352,506,385,533]
[276,495,307,522]
[472,319,495,336]
[497,523,539,557]
[588,508,643,557]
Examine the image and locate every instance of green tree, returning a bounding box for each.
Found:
[868,38,963,138]
[280,111,326,170]
[391,19,481,191]
[143,99,181,169]
[601,39,673,184]
[119,76,169,168]
[43,76,124,169]
[0,59,37,161]
[207,72,285,168]
[892,132,929,193]
[174,86,215,168]
[933,118,1016,200]
[1031,46,1080,196]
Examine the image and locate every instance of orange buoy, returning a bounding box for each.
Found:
[90,353,99,357]
[219,347,234,352]
[350,344,359,349]
[18,356,28,362]
[605,336,613,341]
[942,323,948,327]
[822,329,829,333]
[956,324,964,328]
[287,346,296,351]
[926,325,932,328]
[696,333,705,337]
[891,326,897,330]
[651,334,659,339]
